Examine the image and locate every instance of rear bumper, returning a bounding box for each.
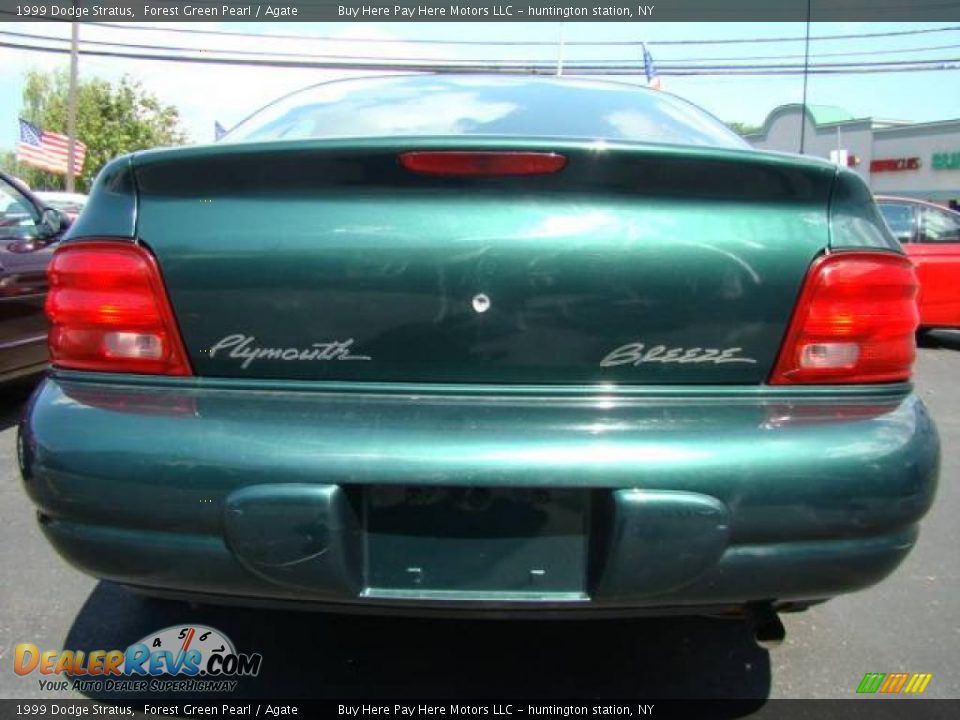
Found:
[19,374,940,614]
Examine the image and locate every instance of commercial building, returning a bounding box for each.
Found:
[744,104,960,207]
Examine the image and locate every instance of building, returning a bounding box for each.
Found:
[744,104,960,207]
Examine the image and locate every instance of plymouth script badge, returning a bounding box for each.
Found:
[209,334,371,369]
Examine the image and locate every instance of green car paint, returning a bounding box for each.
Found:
[21,376,937,609]
[131,137,837,384]
[18,75,938,614]
[64,155,137,240]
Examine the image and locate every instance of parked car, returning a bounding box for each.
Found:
[19,76,939,642]
[0,171,71,383]
[876,196,960,330]
[34,191,88,221]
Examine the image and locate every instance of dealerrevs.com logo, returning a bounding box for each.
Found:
[14,625,262,693]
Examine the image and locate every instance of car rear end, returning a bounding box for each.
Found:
[18,77,939,616]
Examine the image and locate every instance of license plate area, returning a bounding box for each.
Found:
[362,486,589,600]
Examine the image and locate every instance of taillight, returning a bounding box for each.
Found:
[45,241,192,376]
[399,151,567,177]
[770,252,918,385]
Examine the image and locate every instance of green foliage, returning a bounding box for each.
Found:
[726,121,761,137]
[10,69,186,192]
[0,150,18,177]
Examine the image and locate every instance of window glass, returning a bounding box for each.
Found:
[919,206,960,243]
[0,178,41,237]
[878,203,915,243]
[43,199,85,216]
[224,75,748,149]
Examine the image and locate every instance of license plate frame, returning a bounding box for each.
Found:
[362,486,590,600]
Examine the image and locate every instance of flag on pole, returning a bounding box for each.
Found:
[642,44,662,91]
[214,121,227,141]
[16,119,86,175]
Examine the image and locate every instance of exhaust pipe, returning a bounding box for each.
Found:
[747,603,786,649]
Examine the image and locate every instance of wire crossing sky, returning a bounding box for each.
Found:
[4,25,960,71]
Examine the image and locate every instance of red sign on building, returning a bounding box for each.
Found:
[870,157,921,173]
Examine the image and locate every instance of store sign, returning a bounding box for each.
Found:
[932,152,960,170]
[870,157,921,173]
[829,149,861,167]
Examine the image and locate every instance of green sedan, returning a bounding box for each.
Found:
[18,76,939,643]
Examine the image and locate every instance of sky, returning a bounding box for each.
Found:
[1,21,959,150]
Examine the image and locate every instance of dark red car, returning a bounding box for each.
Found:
[877,196,960,330]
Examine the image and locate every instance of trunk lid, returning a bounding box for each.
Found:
[132,138,836,384]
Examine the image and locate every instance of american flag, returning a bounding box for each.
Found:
[16,119,86,175]
[642,44,662,91]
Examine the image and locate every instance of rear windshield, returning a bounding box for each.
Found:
[222,75,748,149]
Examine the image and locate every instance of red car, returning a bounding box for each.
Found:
[877,196,960,330]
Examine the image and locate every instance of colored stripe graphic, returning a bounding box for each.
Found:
[857,673,886,693]
[904,673,934,694]
[880,672,910,693]
[857,672,933,694]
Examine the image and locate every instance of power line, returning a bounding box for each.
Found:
[663,59,960,71]
[656,23,960,46]
[667,42,960,63]
[4,28,960,67]
[0,28,450,62]
[66,20,960,47]
[2,38,959,75]
[667,64,960,75]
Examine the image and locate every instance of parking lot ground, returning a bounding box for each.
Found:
[1,332,957,701]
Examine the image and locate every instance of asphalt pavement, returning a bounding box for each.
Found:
[1,332,957,702]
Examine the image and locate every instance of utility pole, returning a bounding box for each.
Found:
[798,0,811,154]
[66,20,78,192]
[556,23,565,76]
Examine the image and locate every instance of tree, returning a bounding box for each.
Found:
[9,69,187,192]
[0,151,18,177]
[726,121,761,137]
